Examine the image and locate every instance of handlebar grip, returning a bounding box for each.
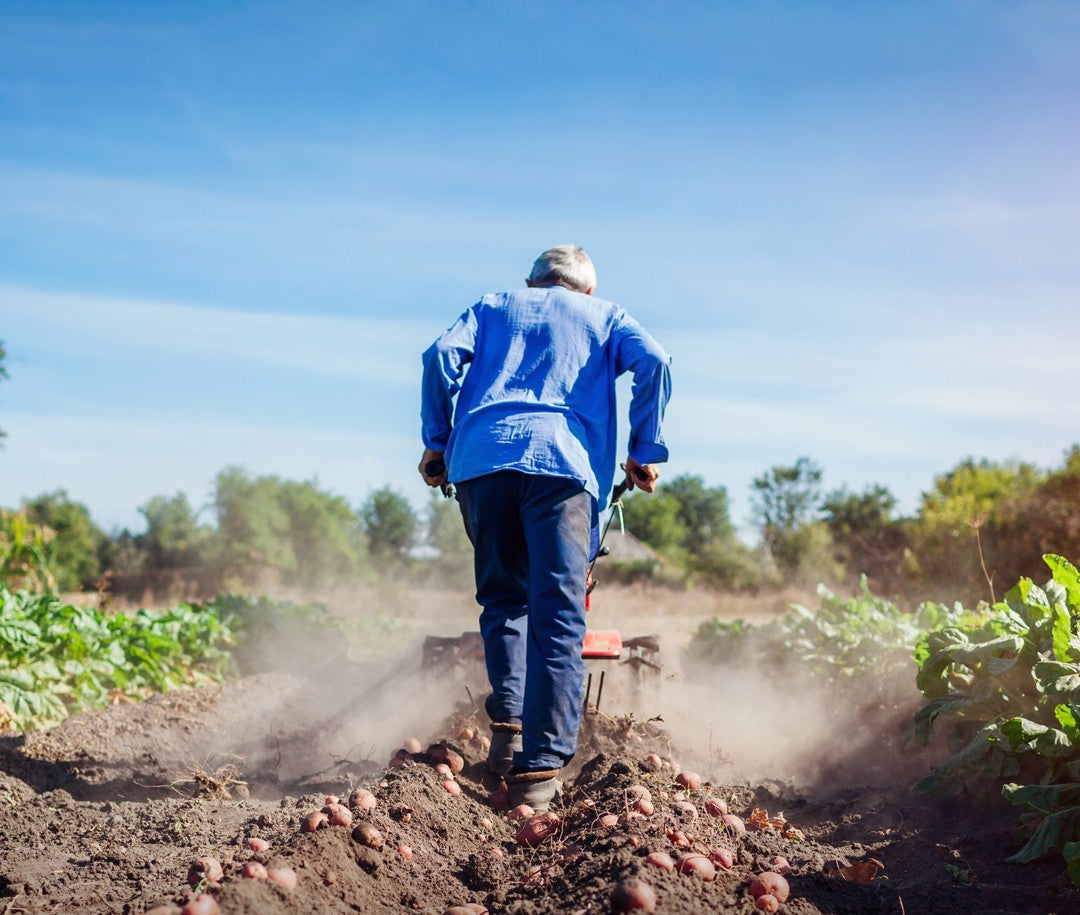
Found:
[424,460,446,477]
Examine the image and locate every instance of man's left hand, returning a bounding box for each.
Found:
[419,448,448,488]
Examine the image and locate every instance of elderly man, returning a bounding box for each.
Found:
[419,245,671,810]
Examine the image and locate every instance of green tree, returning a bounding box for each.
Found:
[22,490,106,591]
[361,486,417,563]
[751,456,825,574]
[427,492,471,562]
[620,489,688,558]
[209,467,365,585]
[139,492,207,569]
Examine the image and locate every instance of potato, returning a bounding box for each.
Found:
[750,872,790,903]
[187,857,224,887]
[444,779,462,795]
[704,796,728,817]
[352,823,385,849]
[403,737,423,754]
[515,811,560,847]
[443,905,487,915]
[301,811,328,832]
[322,802,353,827]
[180,895,219,915]
[642,753,663,772]
[444,750,465,773]
[666,829,690,848]
[645,851,675,873]
[435,763,454,777]
[349,788,377,810]
[675,853,716,881]
[610,878,657,912]
[769,855,793,874]
[625,784,652,803]
[636,797,654,816]
[324,794,339,805]
[755,894,780,913]
[267,866,297,890]
[721,813,746,834]
[458,725,476,740]
[599,813,620,828]
[244,837,269,852]
[241,862,268,879]
[477,735,491,752]
[398,843,413,861]
[490,787,510,811]
[144,907,181,915]
[673,800,697,819]
[675,771,702,790]
[507,804,535,821]
[708,846,734,869]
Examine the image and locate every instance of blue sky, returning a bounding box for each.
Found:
[1,0,1078,537]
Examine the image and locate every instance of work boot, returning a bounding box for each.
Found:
[487,722,523,777]
[507,769,562,813]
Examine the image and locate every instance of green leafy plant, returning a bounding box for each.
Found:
[912,554,1080,882]
[0,586,235,732]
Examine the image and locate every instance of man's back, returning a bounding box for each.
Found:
[424,285,669,505]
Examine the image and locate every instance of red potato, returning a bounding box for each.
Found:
[180,895,219,915]
[636,797,655,816]
[666,830,691,848]
[398,844,413,861]
[599,813,620,828]
[673,800,698,819]
[479,817,493,830]
[755,895,780,913]
[491,847,504,859]
[508,804,535,821]
[301,811,328,833]
[750,872,790,903]
[435,763,454,777]
[645,851,675,873]
[403,737,423,754]
[187,857,224,887]
[458,725,476,740]
[643,753,663,772]
[704,797,729,817]
[444,907,488,915]
[245,837,269,852]
[625,784,652,803]
[708,846,734,869]
[428,745,449,762]
[671,792,686,802]
[515,811,560,847]
[445,750,465,774]
[267,866,297,891]
[349,788,377,810]
[241,862,268,879]
[628,836,640,847]
[610,878,658,912]
[769,855,793,874]
[323,871,337,885]
[352,823,385,849]
[388,754,409,769]
[378,780,389,789]
[145,907,181,915]
[478,735,491,752]
[490,787,510,811]
[675,853,716,881]
[675,771,702,790]
[322,802,353,827]
[324,794,339,805]
[722,813,747,834]
[444,779,462,795]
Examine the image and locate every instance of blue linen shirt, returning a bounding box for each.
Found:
[421,285,671,508]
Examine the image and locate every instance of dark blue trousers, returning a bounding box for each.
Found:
[456,471,593,771]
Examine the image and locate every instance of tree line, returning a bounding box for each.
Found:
[3,446,1079,604]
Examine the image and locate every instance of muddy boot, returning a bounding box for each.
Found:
[487,722,523,777]
[507,769,562,813]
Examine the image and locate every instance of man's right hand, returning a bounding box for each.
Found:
[419,448,448,488]
[624,456,660,493]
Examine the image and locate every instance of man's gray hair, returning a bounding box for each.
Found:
[528,245,597,293]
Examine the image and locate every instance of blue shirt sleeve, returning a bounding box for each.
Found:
[421,307,478,450]
[613,311,672,465]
